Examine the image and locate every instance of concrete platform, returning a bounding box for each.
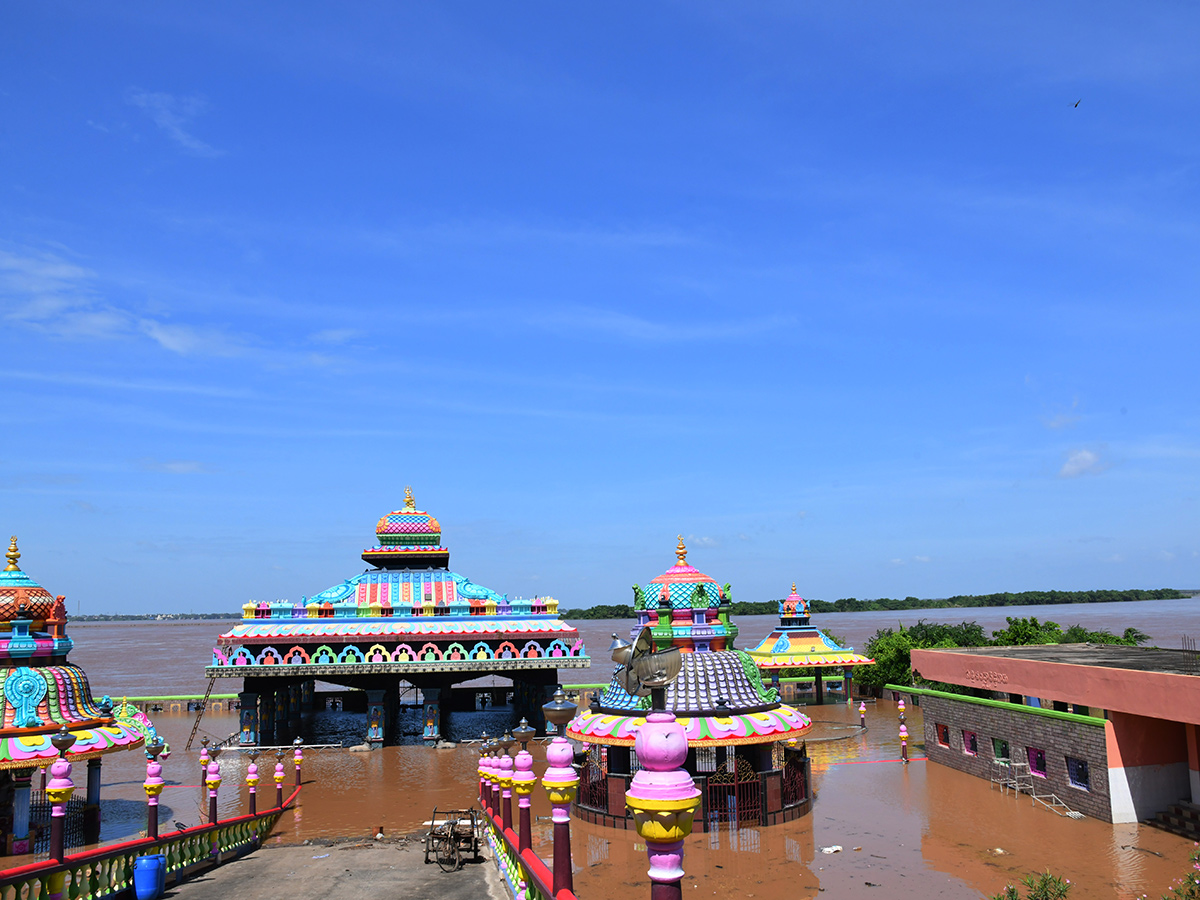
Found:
[167,838,508,900]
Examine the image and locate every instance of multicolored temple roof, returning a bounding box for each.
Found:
[208,495,589,675]
[745,583,874,670]
[567,538,810,747]
[0,538,145,769]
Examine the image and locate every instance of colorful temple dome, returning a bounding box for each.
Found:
[567,538,811,748]
[746,582,875,670]
[1,537,60,623]
[0,538,145,769]
[362,488,450,569]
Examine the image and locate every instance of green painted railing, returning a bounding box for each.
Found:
[0,787,300,900]
[886,684,1107,726]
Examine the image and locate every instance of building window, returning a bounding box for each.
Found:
[695,747,717,772]
[1027,747,1047,777]
[962,730,978,756]
[992,738,1010,761]
[1066,756,1090,791]
[936,723,950,747]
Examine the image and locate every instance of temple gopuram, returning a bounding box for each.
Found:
[207,490,589,747]
[0,538,146,855]
[745,583,874,703]
[567,538,814,831]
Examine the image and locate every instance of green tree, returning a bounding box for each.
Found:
[856,629,916,691]
[992,616,1065,645]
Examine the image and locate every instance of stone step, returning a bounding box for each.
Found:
[1146,810,1200,840]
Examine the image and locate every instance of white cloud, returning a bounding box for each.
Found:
[889,558,905,566]
[687,534,720,548]
[913,555,931,563]
[1059,448,1109,478]
[126,89,223,157]
[310,328,361,345]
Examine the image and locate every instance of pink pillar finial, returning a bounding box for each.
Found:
[499,751,514,834]
[625,711,701,900]
[206,758,222,824]
[144,755,165,838]
[859,701,867,727]
[899,724,909,763]
[46,756,75,863]
[246,758,260,815]
[512,745,537,853]
[293,741,303,787]
[542,735,580,896]
[274,757,286,808]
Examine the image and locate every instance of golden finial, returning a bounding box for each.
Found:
[675,534,687,567]
[404,486,415,510]
[791,582,797,595]
[5,536,20,572]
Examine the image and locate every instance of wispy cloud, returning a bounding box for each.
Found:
[1043,398,1081,430]
[136,458,214,474]
[1059,447,1110,478]
[126,89,223,157]
[531,306,795,343]
[2,245,247,357]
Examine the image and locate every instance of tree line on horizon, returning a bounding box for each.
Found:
[558,587,1188,620]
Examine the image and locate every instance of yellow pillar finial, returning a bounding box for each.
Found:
[5,537,20,571]
[404,486,415,510]
[676,535,687,567]
[792,582,797,595]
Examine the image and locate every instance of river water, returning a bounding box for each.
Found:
[56,597,1200,897]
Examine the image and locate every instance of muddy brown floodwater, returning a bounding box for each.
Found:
[54,601,1200,896]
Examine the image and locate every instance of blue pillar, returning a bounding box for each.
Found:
[366,689,386,749]
[239,692,259,745]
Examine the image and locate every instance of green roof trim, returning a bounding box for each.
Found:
[885,684,1108,727]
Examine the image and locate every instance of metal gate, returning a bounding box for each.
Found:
[780,754,808,809]
[578,756,609,811]
[30,792,87,856]
[706,756,761,825]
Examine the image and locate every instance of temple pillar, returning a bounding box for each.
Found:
[239,692,259,746]
[421,687,442,745]
[366,689,387,749]
[513,670,556,734]
[814,668,825,706]
[288,683,301,732]
[275,685,289,740]
[9,768,33,855]
[83,759,102,844]
[301,680,314,711]
[843,667,854,703]
[259,690,276,745]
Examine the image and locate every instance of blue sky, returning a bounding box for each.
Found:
[3,3,1198,614]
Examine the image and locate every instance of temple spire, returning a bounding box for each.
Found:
[404,486,416,510]
[5,536,19,572]
[675,535,687,567]
[791,582,797,594]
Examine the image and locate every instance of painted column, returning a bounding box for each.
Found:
[293,740,303,787]
[259,691,276,746]
[300,680,314,711]
[625,712,702,900]
[490,748,502,814]
[144,751,164,839]
[366,689,386,749]
[542,736,580,897]
[859,701,867,728]
[10,768,33,855]
[813,667,825,706]
[421,686,441,744]
[843,666,854,703]
[246,756,259,816]
[899,725,909,763]
[274,754,286,808]
[499,750,514,833]
[46,756,74,863]
[199,737,210,783]
[206,753,222,825]
[83,758,102,842]
[512,745,536,853]
[238,692,260,746]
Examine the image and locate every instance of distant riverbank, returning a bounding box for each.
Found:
[561,588,1192,619]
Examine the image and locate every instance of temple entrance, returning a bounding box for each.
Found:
[706,755,762,825]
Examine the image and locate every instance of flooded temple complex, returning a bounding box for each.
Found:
[568,538,816,830]
[206,490,590,746]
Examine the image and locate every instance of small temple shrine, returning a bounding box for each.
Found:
[0,538,146,855]
[207,490,589,746]
[745,583,874,703]
[567,538,814,830]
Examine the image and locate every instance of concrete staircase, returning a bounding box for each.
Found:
[1146,801,1200,839]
